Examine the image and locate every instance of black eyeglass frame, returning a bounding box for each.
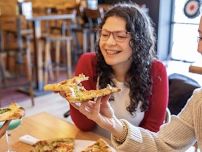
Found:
[96,28,131,42]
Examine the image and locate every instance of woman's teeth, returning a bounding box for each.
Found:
[106,50,120,55]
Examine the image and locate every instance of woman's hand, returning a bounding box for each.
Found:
[0,120,11,138]
[70,96,123,135]
[56,91,66,98]
[58,91,124,137]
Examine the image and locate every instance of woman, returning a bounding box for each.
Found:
[69,3,168,133]
[66,15,202,151]
[70,88,202,151]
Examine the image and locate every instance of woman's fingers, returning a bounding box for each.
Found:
[101,95,110,103]
[71,100,95,112]
[70,102,82,110]
[100,95,110,107]
[76,100,101,121]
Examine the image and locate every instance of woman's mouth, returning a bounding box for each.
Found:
[105,49,121,55]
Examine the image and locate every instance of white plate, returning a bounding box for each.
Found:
[74,139,116,152]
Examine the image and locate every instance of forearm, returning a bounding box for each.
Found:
[108,118,123,138]
[111,116,195,152]
[111,120,159,152]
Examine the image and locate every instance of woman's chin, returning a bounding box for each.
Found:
[105,60,119,66]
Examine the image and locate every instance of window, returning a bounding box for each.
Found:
[170,0,201,62]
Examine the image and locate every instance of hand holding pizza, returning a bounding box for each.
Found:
[44,74,124,138]
[72,96,125,138]
[71,95,115,126]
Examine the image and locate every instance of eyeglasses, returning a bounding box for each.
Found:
[98,29,130,42]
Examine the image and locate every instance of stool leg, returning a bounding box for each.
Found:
[0,54,6,87]
[44,40,50,84]
[83,29,88,53]
[38,40,44,89]
[90,32,95,51]
[47,44,54,81]
[55,40,60,80]
[26,38,34,106]
[44,39,54,84]
[66,38,72,78]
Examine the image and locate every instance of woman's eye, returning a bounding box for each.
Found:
[117,35,127,39]
[101,33,109,37]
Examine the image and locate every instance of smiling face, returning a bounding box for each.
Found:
[197,16,202,54]
[99,16,132,71]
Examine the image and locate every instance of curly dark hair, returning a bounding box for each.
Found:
[95,3,156,115]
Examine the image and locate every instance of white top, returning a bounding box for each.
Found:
[111,79,144,126]
[95,78,145,138]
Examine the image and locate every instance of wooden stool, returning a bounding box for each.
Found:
[44,35,72,84]
[0,15,35,106]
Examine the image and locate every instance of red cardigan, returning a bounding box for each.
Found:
[70,53,168,132]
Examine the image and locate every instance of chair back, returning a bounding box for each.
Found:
[0,15,27,32]
[0,2,17,16]
[83,7,104,29]
[164,108,171,123]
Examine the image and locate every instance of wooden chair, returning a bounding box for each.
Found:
[0,3,17,16]
[43,12,76,84]
[0,15,34,106]
[83,7,104,52]
[68,6,103,54]
[164,107,171,123]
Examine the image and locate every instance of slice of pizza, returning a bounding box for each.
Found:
[81,138,113,152]
[44,74,121,103]
[32,138,74,152]
[44,74,89,92]
[65,84,121,103]
[0,103,25,122]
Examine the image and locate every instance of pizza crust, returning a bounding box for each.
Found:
[44,74,89,92]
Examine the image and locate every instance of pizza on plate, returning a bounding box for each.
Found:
[44,74,121,103]
[81,138,113,152]
[32,138,74,152]
[32,138,113,152]
[0,103,25,122]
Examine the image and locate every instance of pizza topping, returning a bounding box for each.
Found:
[0,103,25,122]
[0,108,11,114]
[32,138,74,152]
[32,138,112,152]
[81,138,112,152]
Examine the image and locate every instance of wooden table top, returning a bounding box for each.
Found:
[0,112,110,152]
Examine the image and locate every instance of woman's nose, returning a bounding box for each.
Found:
[106,34,116,45]
[197,41,202,54]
